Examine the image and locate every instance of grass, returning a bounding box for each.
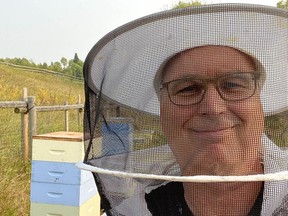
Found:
[0,64,84,215]
[265,111,288,147]
[0,64,84,104]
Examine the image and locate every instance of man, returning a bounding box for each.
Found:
[146,45,264,215]
[80,4,288,216]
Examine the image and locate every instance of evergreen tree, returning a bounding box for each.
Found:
[73,53,80,64]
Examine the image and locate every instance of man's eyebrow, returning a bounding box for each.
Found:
[162,75,199,83]
[163,71,259,84]
[175,74,200,79]
[166,71,247,80]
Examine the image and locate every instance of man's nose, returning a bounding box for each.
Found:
[197,84,227,115]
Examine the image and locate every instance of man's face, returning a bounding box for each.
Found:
[160,46,264,176]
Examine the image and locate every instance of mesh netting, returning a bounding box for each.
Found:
[79,4,288,215]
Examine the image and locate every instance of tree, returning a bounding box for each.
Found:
[277,0,288,9]
[172,0,203,9]
[29,59,37,67]
[60,57,68,69]
[48,61,62,72]
[65,59,83,78]
[18,58,30,66]
[40,62,48,69]
[53,62,63,72]
[73,53,80,64]
[71,62,82,78]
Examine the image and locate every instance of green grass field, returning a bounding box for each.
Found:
[0,64,84,215]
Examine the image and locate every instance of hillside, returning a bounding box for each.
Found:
[0,63,84,103]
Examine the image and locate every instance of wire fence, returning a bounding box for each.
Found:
[0,108,22,157]
[0,89,84,161]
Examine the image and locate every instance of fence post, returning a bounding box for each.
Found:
[28,96,36,159]
[77,95,82,129]
[64,102,69,131]
[21,88,29,161]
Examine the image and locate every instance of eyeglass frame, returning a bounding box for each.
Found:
[159,72,261,106]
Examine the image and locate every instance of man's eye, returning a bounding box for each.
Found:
[220,75,254,91]
[177,84,203,94]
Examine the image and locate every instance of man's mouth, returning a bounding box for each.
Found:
[192,126,235,133]
[189,126,236,141]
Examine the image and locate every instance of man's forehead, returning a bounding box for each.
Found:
[162,46,257,80]
[167,46,255,67]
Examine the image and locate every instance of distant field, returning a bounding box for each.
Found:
[0,64,84,103]
[0,64,84,215]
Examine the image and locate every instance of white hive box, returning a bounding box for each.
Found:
[32,132,85,162]
[30,194,101,216]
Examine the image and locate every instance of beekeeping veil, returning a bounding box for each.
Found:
[78,4,288,216]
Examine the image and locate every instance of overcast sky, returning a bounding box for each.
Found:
[0,0,280,63]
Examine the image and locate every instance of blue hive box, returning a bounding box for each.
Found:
[30,177,97,206]
[31,160,93,185]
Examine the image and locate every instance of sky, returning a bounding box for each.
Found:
[0,0,281,64]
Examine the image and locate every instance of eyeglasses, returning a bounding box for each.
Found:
[160,72,260,106]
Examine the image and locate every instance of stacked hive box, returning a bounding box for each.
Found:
[30,132,100,216]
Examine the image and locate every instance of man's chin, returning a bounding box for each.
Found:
[181,159,241,176]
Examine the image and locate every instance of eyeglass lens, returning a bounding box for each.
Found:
[167,73,257,105]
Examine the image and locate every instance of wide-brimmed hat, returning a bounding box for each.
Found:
[84,3,288,116]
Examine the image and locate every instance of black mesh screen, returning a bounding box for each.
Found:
[81,4,288,215]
